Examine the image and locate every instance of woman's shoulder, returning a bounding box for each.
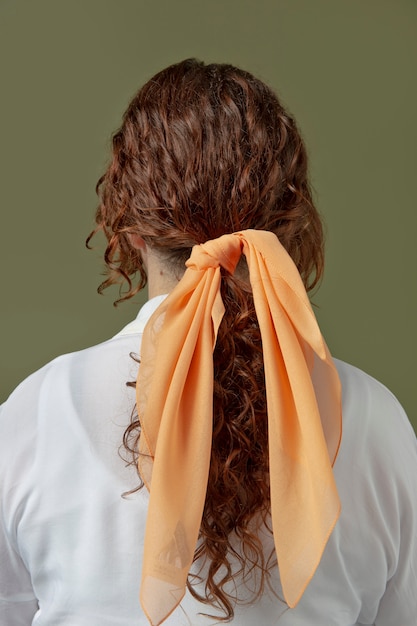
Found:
[334,357,416,489]
[0,331,141,469]
[335,357,412,433]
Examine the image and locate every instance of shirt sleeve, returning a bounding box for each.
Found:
[334,360,417,625]
[0,522,39,624]
[370,389,417,625]
[374,415,417,625]
[0,389,39,624]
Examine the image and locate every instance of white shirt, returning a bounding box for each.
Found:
[1,296,416,625]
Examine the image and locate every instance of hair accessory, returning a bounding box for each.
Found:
[137,229,342,625]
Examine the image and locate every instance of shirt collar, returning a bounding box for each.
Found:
[112,294,168,338]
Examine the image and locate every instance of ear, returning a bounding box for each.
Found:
[129,234,146,251]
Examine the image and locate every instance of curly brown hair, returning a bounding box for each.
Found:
[89,59,324,620]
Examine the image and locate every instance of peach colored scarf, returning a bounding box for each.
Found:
[136,230,342,626]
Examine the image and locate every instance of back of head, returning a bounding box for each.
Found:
[92,59,325,620]
[95,58,323,299]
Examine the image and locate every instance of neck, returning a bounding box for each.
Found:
[146,252,182,298]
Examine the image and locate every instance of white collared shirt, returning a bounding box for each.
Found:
[1,296,416,625]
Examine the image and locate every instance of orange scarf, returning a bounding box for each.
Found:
[136,230,342,625]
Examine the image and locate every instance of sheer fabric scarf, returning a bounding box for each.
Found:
[136,230,342,625]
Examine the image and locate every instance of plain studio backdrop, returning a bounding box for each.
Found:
[0,0,416,432]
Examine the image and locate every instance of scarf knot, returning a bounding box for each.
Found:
[186,233,243,274]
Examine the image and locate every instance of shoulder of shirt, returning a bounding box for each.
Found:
[1,295,167,409]
[334,357,409,418]
[1,336,126,409]
[333,357,416,470]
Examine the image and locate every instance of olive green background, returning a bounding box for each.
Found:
[1,0,416,431]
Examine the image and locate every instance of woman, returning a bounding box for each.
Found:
[1,59,416,625]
